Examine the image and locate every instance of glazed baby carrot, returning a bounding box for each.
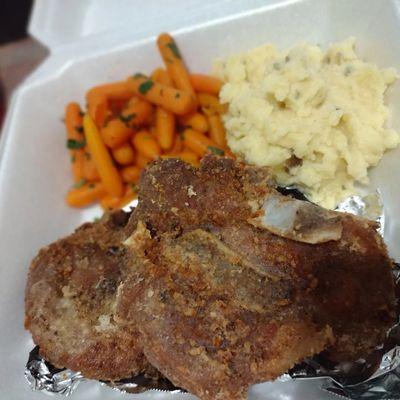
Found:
[65,102,85,183]
[87,81,133,101]
[112,143,135,165]
[136,152,152,169]
[208,114,227,147]
[83,152,100,181]
[152,69,175,150]
[87,94,109,127]
[101,118,133,148]
[198,93,227,115]
[182,128,225,157]
[155,108,175,150]
[169,135,183,154]
[157,33,196,98]
[120,97,153,128]
[132,130,161,159]
[70,150,85,183]
[126,75,196,115]
[190,74,223,95]
[100,184,137,210]
[121,165,141,183]
[177,150,200,167]
[100,194,122,211]
[66,182,107,208]
[152,68,174,86]
[178,112,208,133]
[83,114,124,197]
[65,102,84,141]
[86,82,133,127]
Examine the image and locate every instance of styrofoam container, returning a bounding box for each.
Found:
[1,0,400,398]
[28,0,284,48]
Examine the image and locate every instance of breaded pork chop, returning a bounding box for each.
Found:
[25,211,148,381]
[118,224,332,400]
[118,156,396,399]
[127,156,396,360]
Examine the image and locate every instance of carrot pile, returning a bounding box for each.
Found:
[64,33,230,210]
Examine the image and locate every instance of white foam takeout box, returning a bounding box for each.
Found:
[1,0,400,399]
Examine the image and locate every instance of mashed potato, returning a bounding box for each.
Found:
[214,38,400,209]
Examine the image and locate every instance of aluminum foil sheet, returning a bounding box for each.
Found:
[25,192,400,399]
[25,346,83,395]
[336,193,385,235]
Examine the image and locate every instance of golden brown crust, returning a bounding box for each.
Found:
[118,155,396,398]
[25,211,148,381]
[118,227,332,400]
[126,155,273,236]
[25,155,397,399]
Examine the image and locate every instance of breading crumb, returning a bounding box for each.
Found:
[187,185,197,197]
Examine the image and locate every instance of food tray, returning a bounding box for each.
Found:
[1,0,400,398]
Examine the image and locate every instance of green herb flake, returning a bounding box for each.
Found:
[133,72,146,79]
[70,155,76,163]
[166,42,181,59]
[93,216,101,222]
[75,126,84,134]
[138,80,154,95]
[67,139,86,150]
[344,65,353,76]
[73,178,87,189]
[208,146,225,156]
[273,62,282,71]
[130,183,138,193]
[175,92,180,99]
[119,113,136,124]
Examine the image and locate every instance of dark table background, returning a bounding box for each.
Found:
[0,0,48,129]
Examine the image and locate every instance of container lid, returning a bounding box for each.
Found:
[28,0,281,49]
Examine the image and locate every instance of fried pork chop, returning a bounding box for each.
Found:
[25,211,150,381]
[117,156,396,399]
[25,155,396,399]
[118,223,333,400]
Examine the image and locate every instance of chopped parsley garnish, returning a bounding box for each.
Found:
[273,62,282,70]
[75,126,84,134]
[175,92,180,98]
[344,65,353,76]
[166,42,181,59]
[133,72,146,79]
[67,139,86,149]
[73,178,86,189]
[208,146,225,156]
[138,80,154,94]
[119,113,136,123]
[131,183,138,193]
